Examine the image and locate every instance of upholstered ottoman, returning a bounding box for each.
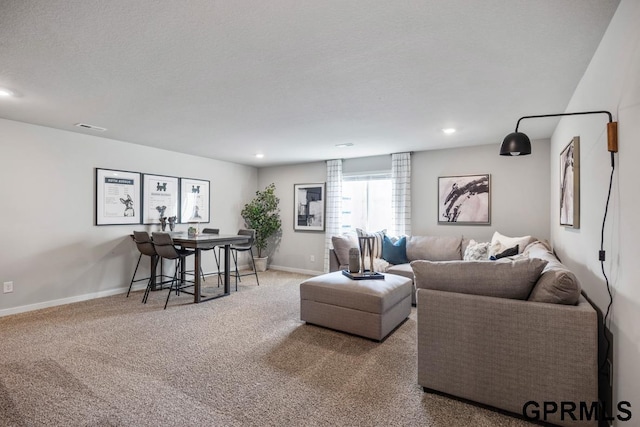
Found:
[300,271,412,341]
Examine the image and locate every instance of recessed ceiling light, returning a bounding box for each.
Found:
[335,143,354,148]
[75,123,107,132]
[255,154,264,158]
[0,88,15,97]
[442,128,456,134]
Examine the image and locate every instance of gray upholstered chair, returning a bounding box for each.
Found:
[200,228,222,286]
[220,229,259,290]
[128,231,158,301]
[151,232,195,309]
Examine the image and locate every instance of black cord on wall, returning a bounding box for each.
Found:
[599,151,615,372]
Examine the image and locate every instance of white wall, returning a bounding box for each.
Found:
[412,142,550,241]
[0,119,257,315]
[550,0,639,418]
[258,142,550,273]
[257,161,327,274]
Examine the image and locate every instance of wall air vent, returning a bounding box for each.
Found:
[74,123,107,132]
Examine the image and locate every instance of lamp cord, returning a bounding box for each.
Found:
[599,151,615,372]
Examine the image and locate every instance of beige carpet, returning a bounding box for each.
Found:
[0,270,535,426]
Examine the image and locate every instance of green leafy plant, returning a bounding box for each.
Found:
[241,183,282,258]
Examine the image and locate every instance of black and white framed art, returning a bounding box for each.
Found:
[95,168,142,225]
[438,174,491,225]
[560,137,580,228]
[180,178,210,223]
[142,174,180,224]
[294,183,325,231]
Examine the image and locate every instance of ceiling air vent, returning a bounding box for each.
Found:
[74,123,107,132]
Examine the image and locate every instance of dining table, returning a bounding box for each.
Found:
[141,232,250,303]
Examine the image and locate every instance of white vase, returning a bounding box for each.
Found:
[253,256,268,272]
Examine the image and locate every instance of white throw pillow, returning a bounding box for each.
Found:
[490,231,532,256]
[463,239,490,261]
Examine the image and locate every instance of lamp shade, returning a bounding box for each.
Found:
[500,132,532,156]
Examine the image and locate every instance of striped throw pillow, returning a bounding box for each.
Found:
[355,228,386,259]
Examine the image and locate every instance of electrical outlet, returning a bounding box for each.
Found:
[310,255,315,262]
[3,281,13,293]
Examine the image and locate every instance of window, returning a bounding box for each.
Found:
[341,174,392,233]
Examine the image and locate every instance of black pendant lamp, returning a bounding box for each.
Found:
[500,111,618,156]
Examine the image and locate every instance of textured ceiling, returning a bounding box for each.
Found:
[0,0,619,167]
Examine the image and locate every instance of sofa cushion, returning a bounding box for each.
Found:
[331,234,359,266]
[386,263,413,280]
[411,258,547,300]
[525,241,581,305]
[356,228,386,259]
[381,235,409,265]
[463,239,490,261]
[406,235,462,261]
[492,245,519,260]
[489,231,534,256]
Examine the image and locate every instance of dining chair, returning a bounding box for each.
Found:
[128,231,159,300]
[220,229,260,290]
[151,232,196,309]
[201,228,222,286]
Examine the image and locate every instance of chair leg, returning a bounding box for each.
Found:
[164,267,179,310]
[232,249,240,283]
[249,247,260,286]
[142,256,159,304]
[127,253,143,297]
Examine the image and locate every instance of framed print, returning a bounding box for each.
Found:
[95,168,142,225]
[180,178,210,223]
[560,137,580,228]
[294,183,325,231]
[142,174,180,224]
[438,174,490,225]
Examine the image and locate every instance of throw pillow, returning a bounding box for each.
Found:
[463,239,490,261]
[331,234,359,266]
[491,245,519,260]
[489,231,533,256]
[381,235,409,265]
[411,258,548,300]
[355,228,386,259]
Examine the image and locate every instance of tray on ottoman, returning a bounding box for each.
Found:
[342,270,385,280]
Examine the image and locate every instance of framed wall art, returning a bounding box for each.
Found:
[560,137,580,228]
[438,174,490,225]
[142,174,180,224]
[95,168,142,225]
[180,178,210,223]
[294,183,325,231]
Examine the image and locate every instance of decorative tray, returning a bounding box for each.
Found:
[342,270,385,280]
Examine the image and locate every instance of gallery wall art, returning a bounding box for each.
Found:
[560,137,580,228]
[438,174,490,225]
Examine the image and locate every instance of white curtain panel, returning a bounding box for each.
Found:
[324,159,343,272]
[391,152,411,237]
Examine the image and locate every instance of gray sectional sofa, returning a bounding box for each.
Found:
[329,234,599,426]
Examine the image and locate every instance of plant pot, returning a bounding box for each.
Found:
[253,256,268,272]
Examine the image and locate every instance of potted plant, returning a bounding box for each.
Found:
[241,183,282,271]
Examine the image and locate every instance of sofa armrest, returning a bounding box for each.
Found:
[417,289,598,426]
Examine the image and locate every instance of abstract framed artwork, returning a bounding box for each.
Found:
[438,174,491,225]
[560,137,580,228]
[95,168,142,225]
[294,183,325,231]
[179,178,210,223]
[142,174,180,224]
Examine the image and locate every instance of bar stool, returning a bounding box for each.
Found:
[220,229,260,290]
[128,231,158,299]
[201,228,222,286]
[151,232,196,309]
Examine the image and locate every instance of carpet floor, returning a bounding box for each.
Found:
[0,270,535,426]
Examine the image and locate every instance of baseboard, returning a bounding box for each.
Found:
[268,265,324,276]
[0,283,149,318]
